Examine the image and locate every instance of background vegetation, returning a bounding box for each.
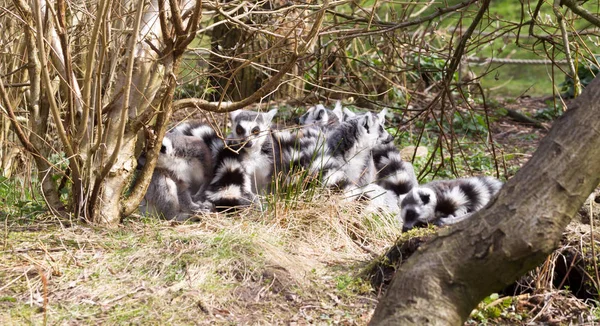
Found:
[1,0,599,323]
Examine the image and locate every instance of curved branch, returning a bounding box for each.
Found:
[0,74,41,158]
[331,0,479,39]
[172,0,329,113]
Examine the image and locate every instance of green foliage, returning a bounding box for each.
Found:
[0,174,44,217]
[469,293,523,324]
[561,56,600,98]
[334,274,372,296]
[449,111,490,136]
[534,101,565,121]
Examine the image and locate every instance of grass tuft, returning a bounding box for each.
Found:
[1,191,398,324]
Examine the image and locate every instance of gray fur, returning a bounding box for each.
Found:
[400,176,503,232]
[140,129,217,220]
[298,101,343,131]
[204,109,278,211]
[311,111,392,188]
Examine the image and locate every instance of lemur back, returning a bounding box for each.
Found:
[140,124,217,219]
[400,176,503,232]
[311,110,393,189]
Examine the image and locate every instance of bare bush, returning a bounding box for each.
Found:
[0,0,598,226]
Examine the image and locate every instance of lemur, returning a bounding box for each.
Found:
[297,101,343,132]
[168,120,224,158]
[310,110,393,189]
[342,107,419,201]
[203,109,278,212]
[400,176,504,232]
[139,128,216,220]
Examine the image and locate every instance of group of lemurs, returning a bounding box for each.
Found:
[138,102,504,231]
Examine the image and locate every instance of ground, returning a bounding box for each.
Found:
[2,96,599,325]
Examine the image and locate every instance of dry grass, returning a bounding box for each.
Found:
[0,193,400,325]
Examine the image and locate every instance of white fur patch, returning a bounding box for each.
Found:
[208,184,243,200]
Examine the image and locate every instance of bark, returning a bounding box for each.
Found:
[370,76,600,324]
[89,0,164,225]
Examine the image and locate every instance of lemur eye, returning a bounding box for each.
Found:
[236,125,244,136]
[251,127,260,135]
[160,145,166,153]
[316,109,324,120]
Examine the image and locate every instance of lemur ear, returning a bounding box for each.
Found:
[332,101,343,121]
[316,108,325,120]
[343,107,357,122]
[229,110,241,121]
[360,114,372,131]
[161,137,173,155]
[378,108,388,124]
[265,109,278,124]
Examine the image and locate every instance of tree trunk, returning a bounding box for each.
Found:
[370,77,600,325]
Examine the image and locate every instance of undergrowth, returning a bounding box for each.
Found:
[0,193,397,324]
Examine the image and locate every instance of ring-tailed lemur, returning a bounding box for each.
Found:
[400,176,503,232]
[297,101,343,132]
[139,129,217,220]
[168,120,225,160]
[372,142,418,201]
[203,109,277,211]
[341,107,418,201]
[312,110,393,189]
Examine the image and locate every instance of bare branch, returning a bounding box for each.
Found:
[173,0,329,112]
[560,0,600,29]
[79,0,112,142]
[94,0,147,188]
[329,0,479,39]
[32,0,80,178]
[554,0,580,97]
[0,72,41,158]
[445,0,492,86]
[169,0,186,36]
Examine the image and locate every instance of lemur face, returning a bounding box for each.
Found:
[155,136,177,170]
[298,104,342,129]
[342,109,394,145]
[298,104,327,126]
[350,111,393,148]
[400,187,437,232]
[229,109,277,151]
[375,109,394,144]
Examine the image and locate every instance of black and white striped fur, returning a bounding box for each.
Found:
[400,176,503,232]
[343,107,418,202]
[372,143,418,200]
[311,110,393,189]
[204,109,278,211]
[140,129,216,220]
[297,101,343,132]
[168,120,224,157]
